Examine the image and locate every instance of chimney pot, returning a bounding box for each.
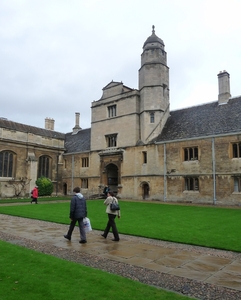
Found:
[72,112,81,134]
[45,117,55,130]
[217,71,231,105]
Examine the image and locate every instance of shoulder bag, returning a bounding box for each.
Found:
[110,197,120,211]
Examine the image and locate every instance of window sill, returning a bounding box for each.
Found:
[183,190,199,193]
[0,177,14,180]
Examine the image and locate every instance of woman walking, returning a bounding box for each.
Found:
[101,191,120,241]
[31,186,38,204]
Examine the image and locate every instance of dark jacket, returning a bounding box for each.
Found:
[69,193,87,219]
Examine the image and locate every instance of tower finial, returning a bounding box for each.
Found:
[152,25,155,34]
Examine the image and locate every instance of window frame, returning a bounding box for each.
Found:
[233,176,241,192]
[0,150,14,178]
[82,157,89,168]
[81,178,88,189]
[184,177,199,191]
[106,134,117,148]
[232,143,241,158]
[38,155,51,179]
[184,147,199,161]
[142,151,147,164]
[150,112,155,123]
[108,105,117,118]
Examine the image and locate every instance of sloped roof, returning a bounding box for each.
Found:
[64,128,91,153]
[102,81,133,91]
[98,81,136,101]
[155,97,241,143]
[0,118,65,139]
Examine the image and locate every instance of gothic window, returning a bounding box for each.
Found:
[0,151,14,177]
[81,178,88,188]
[234,177,241,192]
[184,147,198,161]
[232,143,241,158]
[108,105,116,117]
[82,157,89,167]
[38,155,51,178]
[106,134,117,147]
[150,112,155,123]
[184,177,199,191]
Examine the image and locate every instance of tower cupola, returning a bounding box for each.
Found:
[143,25,165,50]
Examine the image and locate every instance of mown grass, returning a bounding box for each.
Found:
[0,196,69,204]
[0,200,241,252]
[0,240,193,300]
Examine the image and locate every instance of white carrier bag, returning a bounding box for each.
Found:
[83,217,92,233]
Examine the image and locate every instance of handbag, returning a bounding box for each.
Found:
[83,217,92,232]
[110,199,120,211]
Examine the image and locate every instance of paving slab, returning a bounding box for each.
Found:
[1,213,241,292]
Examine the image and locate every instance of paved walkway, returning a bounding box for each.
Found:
[1,213,241,292]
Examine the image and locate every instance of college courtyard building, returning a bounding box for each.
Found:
[1,26,241,205]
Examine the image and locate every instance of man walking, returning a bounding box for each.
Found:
[64,187,87,244]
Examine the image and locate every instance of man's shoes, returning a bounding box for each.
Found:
[112,239,120,242]
[64,235,71,241]
[79,240,87,244]
[101,234,106,238]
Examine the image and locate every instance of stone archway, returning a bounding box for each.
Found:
[141,181,150,199]
[105,163,118,194]
[63,183,67,195]
[99,149,123,195]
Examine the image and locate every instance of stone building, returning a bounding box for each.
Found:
[1,26,241,205]
[0,117,65,197]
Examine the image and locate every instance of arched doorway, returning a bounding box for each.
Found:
[141,182,150,199]
[105,163,118,194]
[63,183,67,195]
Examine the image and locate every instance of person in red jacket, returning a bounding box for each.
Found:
[31,186,39,204]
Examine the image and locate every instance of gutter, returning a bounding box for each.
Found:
[154,131,241,145]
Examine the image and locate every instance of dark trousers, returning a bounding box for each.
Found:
[31,197,38,204]
[66,218,86,241]
[103,214,119,240]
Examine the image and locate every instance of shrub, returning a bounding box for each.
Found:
[36,177,54,196]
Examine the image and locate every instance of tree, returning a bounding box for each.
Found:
[8,177,31,198]
[36,177,53,196]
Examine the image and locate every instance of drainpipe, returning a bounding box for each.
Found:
[71,155,74,193]
[164,143,167,201]
[56,154,59,196]
[212,138,216,205]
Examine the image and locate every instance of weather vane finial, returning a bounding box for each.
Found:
[152,25,155,34]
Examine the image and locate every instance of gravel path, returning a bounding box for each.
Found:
[1,217,241,300]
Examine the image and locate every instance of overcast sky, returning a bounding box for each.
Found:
[1,0,241,133]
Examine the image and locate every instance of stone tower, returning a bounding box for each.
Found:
[139,26,170,143]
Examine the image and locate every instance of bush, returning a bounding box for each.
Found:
[36,177,54,196]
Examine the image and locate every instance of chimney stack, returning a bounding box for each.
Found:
[45,117,55,130]
[72,112,81,134]
[218,70,231,105]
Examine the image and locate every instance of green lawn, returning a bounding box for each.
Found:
[0,200,241,252]
[0,196,69,204]
[0,240,193,300]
